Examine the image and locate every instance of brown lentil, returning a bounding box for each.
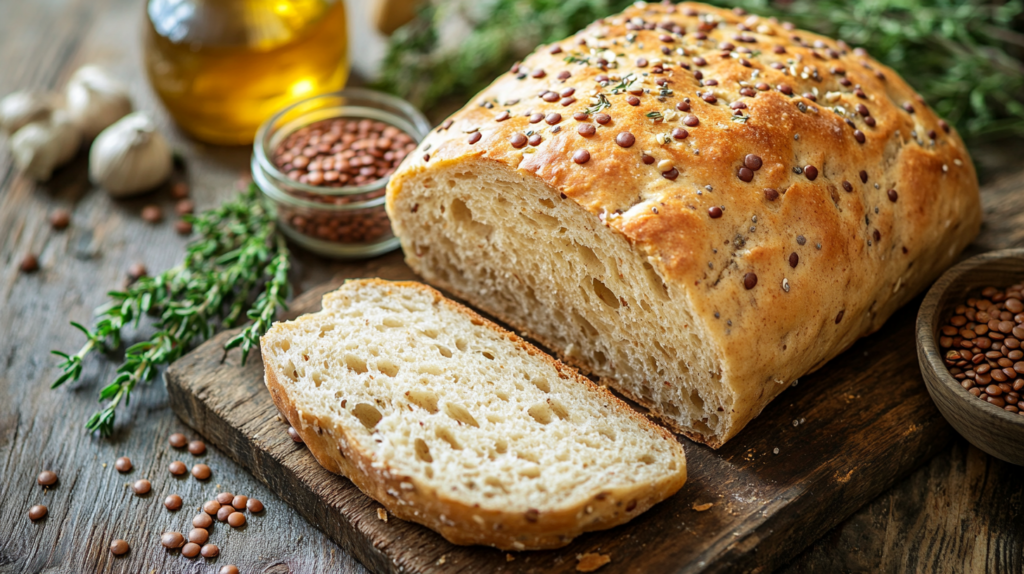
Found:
[141,205,163,223]
[110,539,129,555]
[217,492,235,505]
[573,150,591,164]
[169,461,187,475]
[49,209,71,230]
[201,544,220,558]
[188,440,206,455]
[181,542,201,558]
[764,188,780,201]
[228,511,247,527]
[127,263,147,281]
[247,498,264,513]
[29,505,47,521]
[161,532,185,549]
[19,254,39,273]
[803,165,818,180]
[193,513,213,529]
[288,426,303,443]
[115,457,132,473]
[594,113,611,125]
[577,124,596,137]
[174,219,193,235]
[231,495,248,510]
[191,464,211,480]
[170,181,190,199]
[169,433,187,448]
[132,479,151,495]
[164,494,183,511]
[38,470,57,486]
[217,505,234,522]
[743,273,758,290]
[203,500,221,515]
[221,566,241,574]
[615,132,635,148]
[175,199,195,215]
[189,528,209,544]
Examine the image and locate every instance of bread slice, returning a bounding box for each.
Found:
[260,279,687,550]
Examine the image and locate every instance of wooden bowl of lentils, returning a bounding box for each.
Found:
[917,248,1024,466]
[252,88,431,258]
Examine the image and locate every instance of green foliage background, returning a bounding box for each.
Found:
[375,0,1024,140]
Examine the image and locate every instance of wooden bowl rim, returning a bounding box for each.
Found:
[917,247,1024,428]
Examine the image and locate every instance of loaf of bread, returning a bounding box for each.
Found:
[261,279,687,550]
[385,2,981,447]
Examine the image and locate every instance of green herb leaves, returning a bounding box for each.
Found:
[51,185,291,436]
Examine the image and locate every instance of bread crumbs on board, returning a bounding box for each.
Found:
[506,554,515,562]
[377,508,388,522]
[576,553,611,572]
[692,502,714,512]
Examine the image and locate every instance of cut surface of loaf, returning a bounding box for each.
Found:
[386,2,981,447]
[260,279,687,550]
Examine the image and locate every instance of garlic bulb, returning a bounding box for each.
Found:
[89,112,172,196]
[66,65,132,139]
[0,91,52,135]
[10,109,82,181]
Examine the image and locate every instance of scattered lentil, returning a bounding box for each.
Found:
[161,532,185,549]
[49,209,71,230]
[19,254,39,273]
[110,539,129,556]
[193,513,213,529]
[247,498,264,513]
[115,457,133,473]
[141,205,163,223]
[228,512,247,527]
[201,544,220,558]
[169,461,187,475]
[164,494,183,511]
[38,470,57,486]
[169,433,187,448]
[191,464,211,480]
[29,505,47,521]
[132,479,151,495]
[188,440,206,455]
[189,528,209,544]
[181,542,201,558]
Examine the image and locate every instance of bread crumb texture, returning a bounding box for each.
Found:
[261,280,686,549]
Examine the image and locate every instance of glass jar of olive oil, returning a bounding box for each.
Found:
[144,0,349,145]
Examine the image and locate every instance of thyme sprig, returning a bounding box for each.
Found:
[51,185,291,436]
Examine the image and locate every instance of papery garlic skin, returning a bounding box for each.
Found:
[89,112,172,196]
[66,65,132,140]
[10,110,82,181]
[0,91,52,135]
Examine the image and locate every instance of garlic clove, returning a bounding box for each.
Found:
[10,109,82,182]
[66,65,132,140]
[0,91,52,135]
[89,112,172,197]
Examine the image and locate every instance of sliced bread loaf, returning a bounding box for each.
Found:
[260,279,687,550]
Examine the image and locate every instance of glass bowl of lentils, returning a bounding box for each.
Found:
[252,88,430,258]
[917,248,1024,466]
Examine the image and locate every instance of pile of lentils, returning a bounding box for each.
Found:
[940,285,1024,415]
[271,118,416,245]
[29,432,263,573]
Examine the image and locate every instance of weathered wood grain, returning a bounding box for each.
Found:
[2,0,1024,572]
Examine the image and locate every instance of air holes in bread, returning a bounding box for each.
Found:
[549,399,570,421]
[444,402,479,427]
[539,198,555,209]
[422,328,439,339]
[383,317,405,328]
[376,359,400,377]
[592,278,620,309]
[450,198,494,237]
[519,465,541,479]
[436,426,461,450]
[528,403,553,425]
[597,425,616,441]
[407,388,439,413]
[531,377,551,393]
[455,337,468,352]
[352,403,383,429]
[437,345,453,358]
[414,438,433,463]
[482,350,495,360]
[311,371,324,387]
[344,354,367,374]
[639,454,656,465]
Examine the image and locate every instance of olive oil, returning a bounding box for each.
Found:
[144,0,349,145]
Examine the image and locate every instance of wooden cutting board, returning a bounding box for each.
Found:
[165,264,955,574]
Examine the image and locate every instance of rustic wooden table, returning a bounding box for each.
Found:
[1,1,1022,573]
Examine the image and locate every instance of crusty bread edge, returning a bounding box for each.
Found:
[261,278,687,550]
